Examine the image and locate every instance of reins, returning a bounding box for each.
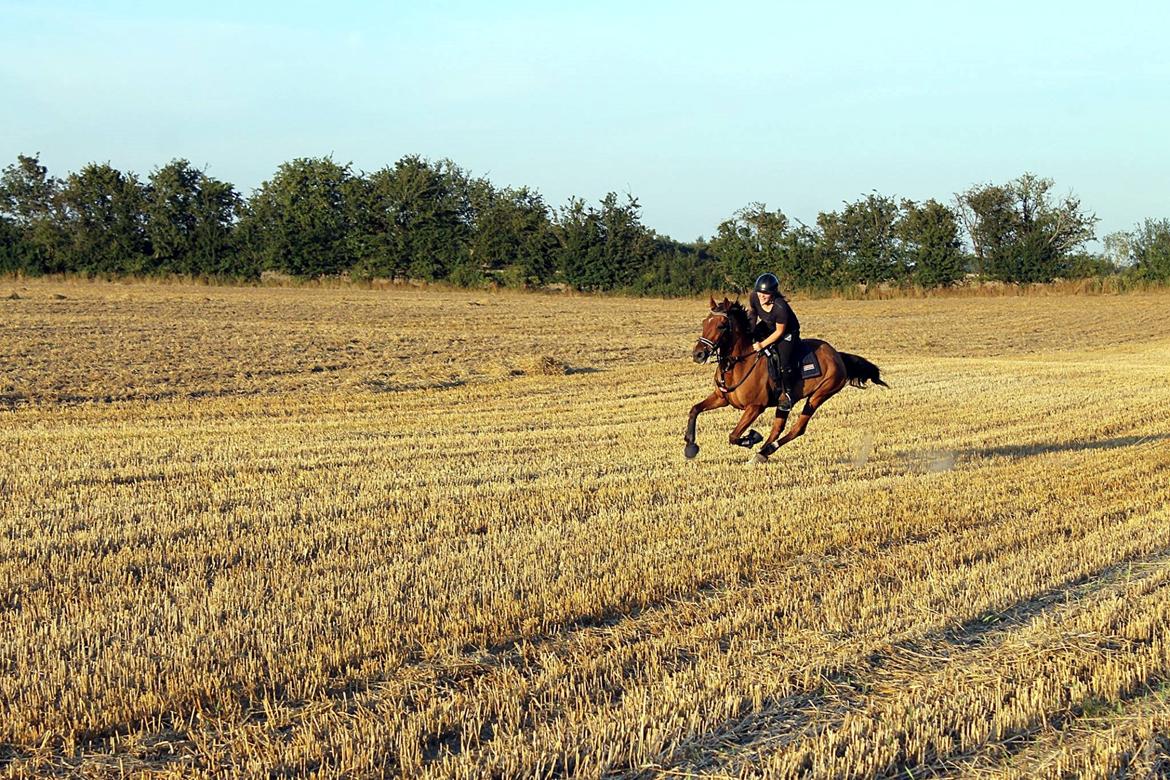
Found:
[703,309,766,397]
[716,351,765,396]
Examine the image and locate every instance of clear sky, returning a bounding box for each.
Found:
[2,0,1168,243]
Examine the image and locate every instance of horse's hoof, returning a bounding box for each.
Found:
[684,443,700,460]
[750,453,768,466]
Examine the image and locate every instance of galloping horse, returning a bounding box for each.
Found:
[685,297,887,462]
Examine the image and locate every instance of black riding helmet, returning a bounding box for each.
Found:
[754,273,780,295]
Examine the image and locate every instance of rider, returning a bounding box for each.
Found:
[748,273,801,411]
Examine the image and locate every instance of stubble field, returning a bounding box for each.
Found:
[1,278,1169,778]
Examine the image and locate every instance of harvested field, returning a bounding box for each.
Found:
[1,278,1169,778]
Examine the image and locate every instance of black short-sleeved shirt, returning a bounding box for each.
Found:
[748,291,800,339]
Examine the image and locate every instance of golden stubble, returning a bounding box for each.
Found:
[1,279,1169,778]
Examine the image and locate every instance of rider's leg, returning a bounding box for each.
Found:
[774,332,799,410]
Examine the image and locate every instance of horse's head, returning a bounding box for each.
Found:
[693,297,737,363]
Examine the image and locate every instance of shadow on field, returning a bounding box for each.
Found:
[0,392,26,410]
[972,433,1167,461]
[362,378,467,393]
[665,544,1170,776]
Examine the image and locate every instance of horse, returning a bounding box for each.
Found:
[685,297,887,463]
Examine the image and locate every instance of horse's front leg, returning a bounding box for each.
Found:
[728,404,766,448]
[685,391,728,459]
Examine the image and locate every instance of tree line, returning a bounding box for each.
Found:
[2,153,1167,295]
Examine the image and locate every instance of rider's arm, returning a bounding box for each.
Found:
[753,323,785,352]
[758,324,786,349]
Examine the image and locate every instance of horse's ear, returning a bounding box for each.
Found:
[722,296,731,307]
[708,296,717,310]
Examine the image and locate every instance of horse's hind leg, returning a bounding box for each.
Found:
[761,383,840,456]
[754,409,790,462]
[767,398,824,453]
[776,404,816,447]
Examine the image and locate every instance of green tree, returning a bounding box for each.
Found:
[955,173,1097,283]
[708,205,833,292]
[1103,230,1133,270]
[552,193,655,291]
[194,177,248,276]
[709,204,792,290]
[953,183,1011,277]
[58,163,151,275]
[598,192,655,290]
[553,197,606,290]
[898,199,965,287]
[0,214,21,273]
[350,156,475,282]
[817,193,907,286]
[1065,252,1118,278]
[341,172,387,279]
[469,183,557,287]
[239,157,354,277]
[631,237,721,297]
[146,160,244,276]
[0,154,67,273]
[787,223,837,290]
[1121,218,1170,282]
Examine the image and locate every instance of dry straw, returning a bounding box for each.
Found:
[1,279,1169,777]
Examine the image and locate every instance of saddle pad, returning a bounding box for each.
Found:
[797,344,822,379]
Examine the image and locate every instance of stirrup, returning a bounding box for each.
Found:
[776,393,794,412]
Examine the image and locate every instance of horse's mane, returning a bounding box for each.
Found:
[713,299,752,333]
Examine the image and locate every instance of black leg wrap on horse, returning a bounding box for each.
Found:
[802,401,818,417]
[734,430,763,448]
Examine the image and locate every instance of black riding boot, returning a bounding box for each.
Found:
[774,334,800,411]
[781,370,801,411]
[774,371,794,411]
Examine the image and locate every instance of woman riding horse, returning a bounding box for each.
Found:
[685,296,887,462]
[748,273,801,411]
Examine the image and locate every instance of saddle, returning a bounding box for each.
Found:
[765,340,823,401]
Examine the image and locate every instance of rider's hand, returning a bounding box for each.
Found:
[752,342,762,352]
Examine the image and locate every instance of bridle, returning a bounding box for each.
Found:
[696,311,728,354]
[698,309,766,397]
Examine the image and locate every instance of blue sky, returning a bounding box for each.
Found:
[2,0,1168,242]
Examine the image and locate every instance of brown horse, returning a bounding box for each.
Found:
[685,297,887,462]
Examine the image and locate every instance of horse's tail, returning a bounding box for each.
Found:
[840,352,888,389]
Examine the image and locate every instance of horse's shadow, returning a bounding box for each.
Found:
[971,433,1167,460]
[881,433,1166,476]
[362,378,467,393]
